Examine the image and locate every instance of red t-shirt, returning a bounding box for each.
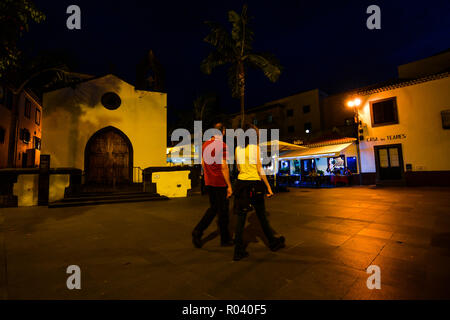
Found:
[202,138,228,187]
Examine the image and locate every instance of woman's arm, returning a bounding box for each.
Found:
[256,146,273,197]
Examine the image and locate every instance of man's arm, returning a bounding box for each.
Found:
[221,143,232,198]
[221,163,233,198]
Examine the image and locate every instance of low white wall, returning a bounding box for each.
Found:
[152,171,191,198]
[49,174,70,203]
[13,174,39,207]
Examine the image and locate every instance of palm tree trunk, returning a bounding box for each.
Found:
[239,63,245,127]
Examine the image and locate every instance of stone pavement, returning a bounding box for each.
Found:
[0,186,450,299]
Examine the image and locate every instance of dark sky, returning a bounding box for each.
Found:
[24,0,450,118]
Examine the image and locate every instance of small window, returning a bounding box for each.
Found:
[370,97,398,126]
[0,127,5,144]
[303,105,311,114]
[24,99,32,118]
[288,125,295,133]
[253,118,258,125]
[287,109,294,117]
[267,114,273,123]
[347,156,357,173]
[441,110,450,129]
[101,92,121,110]
[5,89,13,110]
[33,136,41,150]
[304,122,312,133]
[35,108,41,125]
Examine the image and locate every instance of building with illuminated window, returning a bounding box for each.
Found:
[230,89,328,143]
[302,50,450,186]
[0,86,42,169]
[233,50,450,186]
[350,51,450,186]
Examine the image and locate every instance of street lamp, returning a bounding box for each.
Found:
[347,97,363,186]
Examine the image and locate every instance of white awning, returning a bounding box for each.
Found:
[279,142,353,160]
[260,140,307,152]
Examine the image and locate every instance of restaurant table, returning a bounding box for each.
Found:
[330,175,349,186]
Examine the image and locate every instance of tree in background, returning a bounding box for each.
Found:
[201,4,282,127]
[0,0,45,79]
[193,92,218,124]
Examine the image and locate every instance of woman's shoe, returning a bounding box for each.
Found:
[269,236,285,251]
[233,249,249,261]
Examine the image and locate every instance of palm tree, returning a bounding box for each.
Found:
[201,4,282,127]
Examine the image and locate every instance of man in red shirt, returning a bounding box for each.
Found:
[192,123,233,248]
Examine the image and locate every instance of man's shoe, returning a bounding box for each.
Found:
[269,236,286,252]
[233,250,249,261]
[192,230,202,248]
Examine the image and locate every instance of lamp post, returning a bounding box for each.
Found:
[347,98,363,186]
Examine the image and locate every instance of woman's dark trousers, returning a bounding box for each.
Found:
[234,193,275,251]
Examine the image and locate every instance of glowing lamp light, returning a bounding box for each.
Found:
[305,129,310,134]
[347,97,361,108]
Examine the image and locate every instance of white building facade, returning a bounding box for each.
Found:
[356,72,450,186]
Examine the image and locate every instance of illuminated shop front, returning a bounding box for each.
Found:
[277,139,358,187]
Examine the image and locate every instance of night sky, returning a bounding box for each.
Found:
[24,0,450,119]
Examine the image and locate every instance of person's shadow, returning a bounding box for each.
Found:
[202,230,219,245]
[202,209,278,250]
[241,211,277,249]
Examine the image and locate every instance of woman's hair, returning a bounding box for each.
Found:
[239,122,259,147]
[213,122,226,135]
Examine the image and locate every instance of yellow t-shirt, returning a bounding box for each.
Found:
[236,144,261,181]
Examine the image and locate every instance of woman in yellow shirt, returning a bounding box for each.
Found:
[233,123,285,261]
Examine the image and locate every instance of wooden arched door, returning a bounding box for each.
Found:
[84,127,133,185]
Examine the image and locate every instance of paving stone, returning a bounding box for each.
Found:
[1,186,450,299]
[379,242,427,263]
[371,255,426,293]
[328,247,378,271]
[341,235,388,254]
[271,264,365,299]
[357,228,394,240]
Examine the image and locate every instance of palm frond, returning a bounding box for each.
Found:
[228,9,254,55]
[246,53,282,82]
[203,21,235,53]
[228,10,242,42]
[200,50,232,75]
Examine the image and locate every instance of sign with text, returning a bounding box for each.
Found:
[366,134,406,143]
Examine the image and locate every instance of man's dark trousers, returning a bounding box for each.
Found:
[193,186,231,243]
